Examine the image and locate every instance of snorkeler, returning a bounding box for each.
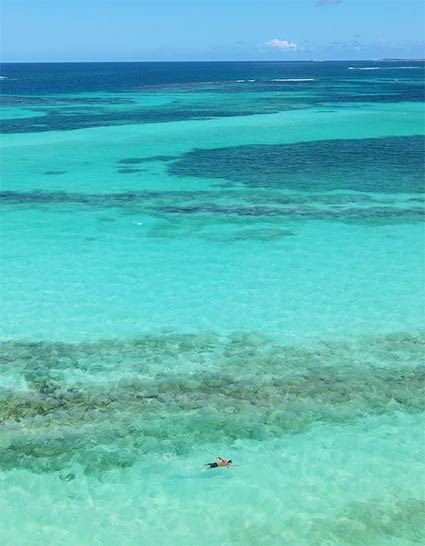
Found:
[204,457,233,469]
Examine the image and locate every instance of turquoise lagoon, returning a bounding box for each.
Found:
[0,62,424,545]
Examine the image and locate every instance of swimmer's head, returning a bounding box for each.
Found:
[228,460,232,464]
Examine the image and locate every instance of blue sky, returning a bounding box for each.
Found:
[1,0,424,62]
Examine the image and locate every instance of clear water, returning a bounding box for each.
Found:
[1,61,424,545]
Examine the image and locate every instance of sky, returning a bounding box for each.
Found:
[1,0,424,62]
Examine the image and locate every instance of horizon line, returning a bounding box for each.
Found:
[2,58,425,65]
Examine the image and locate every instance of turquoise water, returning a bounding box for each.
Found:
[1,61,424,545]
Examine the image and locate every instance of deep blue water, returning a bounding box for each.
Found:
[2,60,423,94]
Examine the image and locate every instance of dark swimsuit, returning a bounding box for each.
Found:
[206,462,219,468]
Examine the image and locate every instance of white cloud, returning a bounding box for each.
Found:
[264,39,298,51]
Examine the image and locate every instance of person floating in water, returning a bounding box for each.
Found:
[204,457,233,469]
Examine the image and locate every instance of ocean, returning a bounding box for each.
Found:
[0,61,424,545]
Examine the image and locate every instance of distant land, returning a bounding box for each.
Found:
[379,58,425,61]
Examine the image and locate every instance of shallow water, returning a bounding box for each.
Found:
[1,61,424,545]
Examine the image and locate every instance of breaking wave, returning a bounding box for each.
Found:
[348,66,422,71]
[268,78,316,82]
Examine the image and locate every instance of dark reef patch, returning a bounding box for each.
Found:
[203,227,295,243]
[44,170,66,175]
[154,204,286,216]
[1,331,424,474]
[1,189,423,227]
[0,108,251,134]
[169,135,425,193]
[0,190,151,206]
[1,95,135,106]
[116,168,144,174]
[152,203,425,221]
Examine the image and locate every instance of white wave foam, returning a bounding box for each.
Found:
[0,76,9,80]
[268,78,316,82]
[348,66,422,71]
